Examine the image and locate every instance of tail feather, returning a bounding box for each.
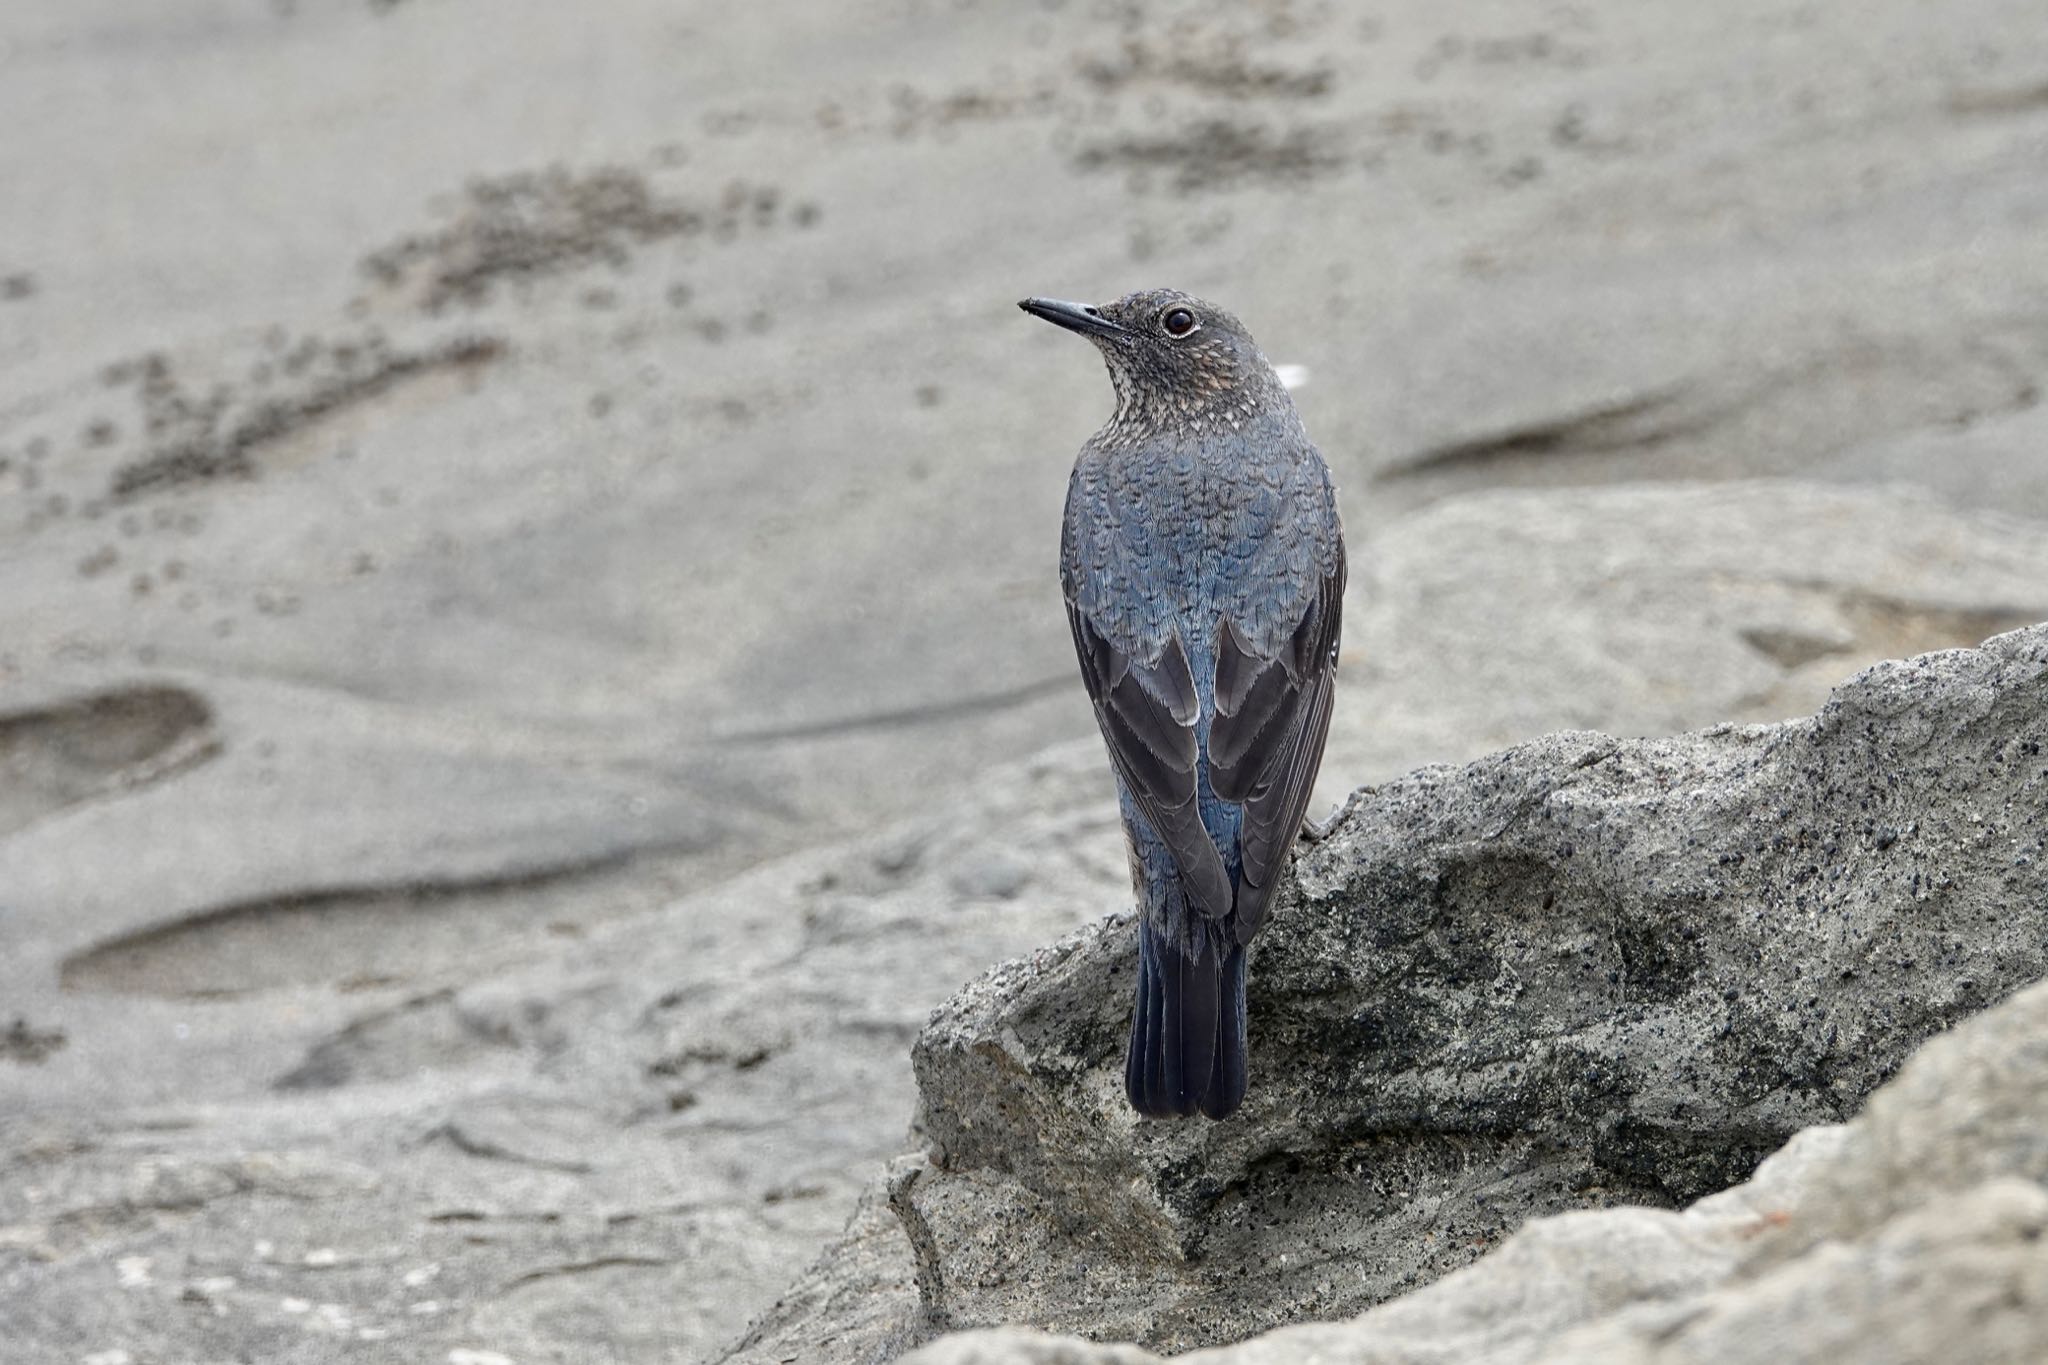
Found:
[1127,921,1248,1119]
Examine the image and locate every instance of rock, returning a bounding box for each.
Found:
[0,740,1134,1365]
[1321,481,2048,807]
[948,847,1038,901]
[8,483,2041,1365]
[722,1157,928,1364]
[910,1332,1165,1365]
[1814,402,2048,525]
[8,0,2048,1358]
[800,623,2048,1358]
[901,966,2048,1365]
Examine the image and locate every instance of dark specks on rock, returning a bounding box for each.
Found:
[884,627,2048,1353]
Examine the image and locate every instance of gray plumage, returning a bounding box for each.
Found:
[1020,287,1345,1120]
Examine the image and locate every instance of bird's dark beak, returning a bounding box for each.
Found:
[1019,296,1125,339]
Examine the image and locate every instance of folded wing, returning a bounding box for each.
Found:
[1066,607,1235,920]
[1209,552,1346,941]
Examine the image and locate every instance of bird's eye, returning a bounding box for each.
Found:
[1162,308,1197,337]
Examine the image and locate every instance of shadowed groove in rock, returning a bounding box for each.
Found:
[1739,595,2042,671]
[717,673,1075,744]
[1379,387,1700,478]
[1946,81,2048,116]
[0,684,219,836]
[1382,318,2048,489]
[59,853,638,1000]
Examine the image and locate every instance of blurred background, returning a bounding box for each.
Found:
[3,0,2045,1360]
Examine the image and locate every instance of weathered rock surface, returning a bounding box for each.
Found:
[11,488,2039,1365]
[7,0,2048,1358]
[1322,479,2048,808]
[906,960,2048,1364]
[784,624,2048,1359]
[0,747,1132,1364]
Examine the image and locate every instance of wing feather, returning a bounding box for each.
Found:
[1209,551,1346,940]
[1067,606,1234,920]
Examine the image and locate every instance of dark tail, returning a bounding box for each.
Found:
[1126,921,1248,1120]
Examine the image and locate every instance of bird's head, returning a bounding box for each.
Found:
[1019,288,1285,426]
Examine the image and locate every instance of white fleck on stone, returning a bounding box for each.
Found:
[253,1239,275,1258]
[194,1276,237,1295]
[409,1300,443,1315]
[83,1351,134,1365]
[402,1261,441,1287]
[314,1303,352,1331]
[449,1350,516,1365]
[304,1247,339,1267]
[280,1297,312,1314]
[1274,363,1311,390]
[115,1256,152,1288]
[358,1326,391,1341]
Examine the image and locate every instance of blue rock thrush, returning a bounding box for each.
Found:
[1020,287,1346,1120]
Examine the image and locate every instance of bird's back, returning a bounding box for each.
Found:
[1061,411,1339,718]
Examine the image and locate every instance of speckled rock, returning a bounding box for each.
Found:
[881,624,2048,1355]
[9,0,2048,1358]
[903,962,2048,1365]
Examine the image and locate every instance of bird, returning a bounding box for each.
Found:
[1020,288,1346,1120]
